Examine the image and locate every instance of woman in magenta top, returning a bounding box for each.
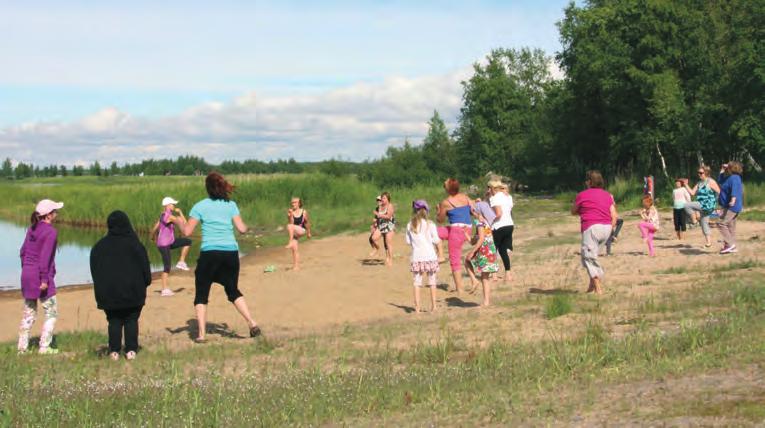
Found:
[18,199,64,354]
[572,171,617,294]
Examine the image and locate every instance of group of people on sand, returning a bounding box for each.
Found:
[573,162,744,295]
[373,178,515,313]
[18,172,261,359]
[14,162,747,355]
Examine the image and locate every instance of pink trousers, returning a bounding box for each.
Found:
[437,225,469,272]
[637,221,657,256]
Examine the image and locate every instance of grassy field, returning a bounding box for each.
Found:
[0,274,763,425]
[0,174,449,247]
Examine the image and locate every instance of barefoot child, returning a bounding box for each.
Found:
[90,211,152,361]
[672,179,691,240]
[405,200,441,313]
[638,195,660,256]
[285,197,311,271]
[18,199,64,355]
[464,213,499,306]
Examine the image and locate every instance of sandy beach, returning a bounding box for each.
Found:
[2,212,763,348]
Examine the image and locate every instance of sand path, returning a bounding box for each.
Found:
[2,211,763,347]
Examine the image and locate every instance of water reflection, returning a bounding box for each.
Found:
[0,220,254,291]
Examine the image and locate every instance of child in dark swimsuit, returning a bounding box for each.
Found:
[286,197,311,271]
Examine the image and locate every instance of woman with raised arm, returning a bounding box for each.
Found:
[572,171,617,295]
[717,161,744,254]
[181,172,260,342]
[683,165,721,248]
[370,192,396,266]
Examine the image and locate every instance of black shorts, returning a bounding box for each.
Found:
[157,238,192,273]
[194,250,243,305]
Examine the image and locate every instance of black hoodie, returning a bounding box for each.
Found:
[90,211,152,310]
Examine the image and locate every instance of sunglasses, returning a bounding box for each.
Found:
[697,171,704,175]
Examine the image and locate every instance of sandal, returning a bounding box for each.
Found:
[126,351,136,361]
[249,326,262,338]
[109,352,120,361]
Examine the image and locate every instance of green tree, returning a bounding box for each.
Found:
[421,110,457,179]
[454,48,554,182]
[1,158,12,178]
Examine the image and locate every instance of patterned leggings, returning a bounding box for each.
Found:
[18,296,58,352]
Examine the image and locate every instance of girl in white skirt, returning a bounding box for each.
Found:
[405,200,441,313]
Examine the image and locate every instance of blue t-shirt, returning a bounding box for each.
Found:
[718,174,743,213]
[189,198,241,251]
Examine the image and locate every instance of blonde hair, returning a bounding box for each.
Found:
[409,207,429,233]
[728,161,743,176]
[487,179,508,190]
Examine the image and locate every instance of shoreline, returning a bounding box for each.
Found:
[0,242,284,300]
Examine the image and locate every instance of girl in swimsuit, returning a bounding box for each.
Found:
[286,197,312,271]
[370,192,396,266]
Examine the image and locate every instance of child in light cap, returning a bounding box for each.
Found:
[405,200,441,313]
[150,196,192,297]
[18,199,64,355]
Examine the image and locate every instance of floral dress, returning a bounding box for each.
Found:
[470,222,499,273]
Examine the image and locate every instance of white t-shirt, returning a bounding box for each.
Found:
[405,220,441,262]
[489,192,514,230]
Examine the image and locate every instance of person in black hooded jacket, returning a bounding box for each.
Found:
[90,210,152,361]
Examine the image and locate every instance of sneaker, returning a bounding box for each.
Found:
[126,351,136,361]
[38,348,59,355]
[175,261,189,271]
[160,288,175,297]
[720,245,737,254]
[109,352,120,361]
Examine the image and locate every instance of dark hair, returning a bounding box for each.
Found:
[585,170,605,189]
[444,178,460,196]
[30,211,43,231]
[205,172,234,201]
[381,191,392,203]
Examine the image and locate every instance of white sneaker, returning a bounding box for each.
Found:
[175,261,189,271]
[720,245,737,254]
[160,288,175,297]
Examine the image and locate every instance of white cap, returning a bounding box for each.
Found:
[162,196,179,206]
[35,199,64,216]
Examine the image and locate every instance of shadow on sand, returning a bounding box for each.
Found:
[166,319,246,341]
[528,288,578,295]
[387,303,416,313]
[445,297,479,308]
[360,258,385,266]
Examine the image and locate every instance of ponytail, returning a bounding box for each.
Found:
[30,211,42,231]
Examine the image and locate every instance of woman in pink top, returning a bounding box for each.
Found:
[571,171,618,294]
[18,199,64,354]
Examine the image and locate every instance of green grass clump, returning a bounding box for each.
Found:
[544,294,573,319]
[710,259,763,273]
[657,266,688,275]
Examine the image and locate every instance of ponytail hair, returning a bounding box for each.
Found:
[30,211,44,231]
[409,207,429,233]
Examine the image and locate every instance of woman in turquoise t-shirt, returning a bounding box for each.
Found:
[181,172,261,342]
[683,165,721,247]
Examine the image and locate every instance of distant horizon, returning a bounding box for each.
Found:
[0,1,571,166]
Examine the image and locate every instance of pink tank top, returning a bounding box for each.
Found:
[156,211,176,247]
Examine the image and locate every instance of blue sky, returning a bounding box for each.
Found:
[0,0,572,165]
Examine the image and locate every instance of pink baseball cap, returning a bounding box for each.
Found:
[35,199,64,216]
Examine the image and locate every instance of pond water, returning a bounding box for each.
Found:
[0,220,252,291]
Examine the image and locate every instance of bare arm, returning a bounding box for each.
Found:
[436,201,447,223]
[181,217,199,237]
[610,204,618,229]
[685,182,699,196]
[571,200,580,216]
[150,221,160,242]
[378,204,395,220]
[232,215,248,234]
[304,210,312,238]
[468,227,485,257]
[708,178,721,194]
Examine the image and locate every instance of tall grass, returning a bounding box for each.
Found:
[0,174,445,238]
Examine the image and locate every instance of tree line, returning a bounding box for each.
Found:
[3,1,763,190]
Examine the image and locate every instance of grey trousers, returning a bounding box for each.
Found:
[683,201,711,237]
[718,209,738,247]
[581,224,612,279]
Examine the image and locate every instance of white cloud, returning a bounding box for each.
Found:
[0,68,470,166]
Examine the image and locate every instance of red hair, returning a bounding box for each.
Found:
[205,172,234,201]
[444,178,460,196]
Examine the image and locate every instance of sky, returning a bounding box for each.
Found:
[0,0,572,166]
